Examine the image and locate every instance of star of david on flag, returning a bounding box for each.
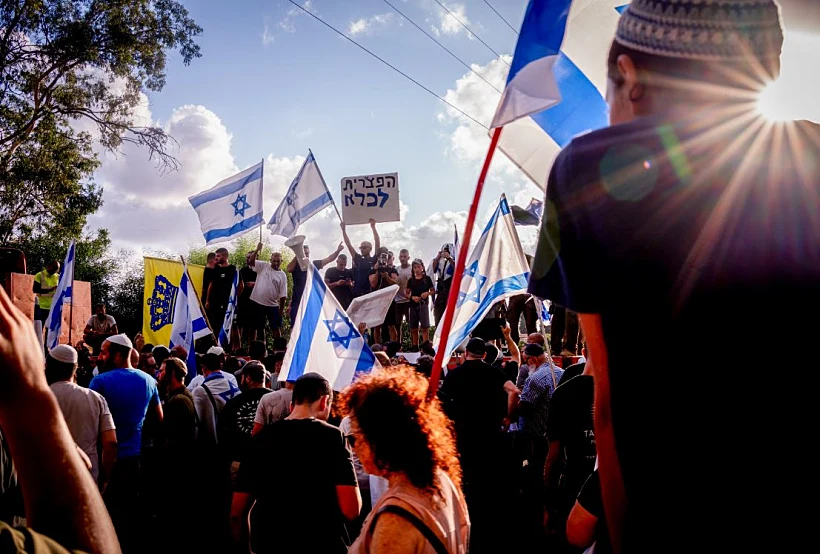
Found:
[268,151,335,238]
[434,195,531,365]
[280,263,380,390]
[231,194,251,217]
[169,261,212,376]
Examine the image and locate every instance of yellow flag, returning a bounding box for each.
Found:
[143,257,206,346]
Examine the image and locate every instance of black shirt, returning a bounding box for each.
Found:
[558,362,585,386]
[576,470,610,554]
[529,112,820,551]
[291,260,324,311]
[208,264,237,309]
[352,254,376,297]
[439,359,509,445]
[325,267,355,309]
[161,387,196,462]
[235,418,357,554]
[201,267,215,303]
[406,275,434,305]
[368,264,398,291]
[545,375,595,507]
[217,388,271,463]
[238,266,256,304]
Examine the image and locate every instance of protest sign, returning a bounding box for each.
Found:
[341,172,400,224]
[346,285,399,328]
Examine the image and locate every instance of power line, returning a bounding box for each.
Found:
[285,0,489,130]
[432,0,511,66]
[482,0,519,35]
[381,0,502,94]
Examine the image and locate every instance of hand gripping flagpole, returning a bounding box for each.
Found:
[428,126,503,398]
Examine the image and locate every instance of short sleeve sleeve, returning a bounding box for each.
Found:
[330,428,358,487]
[577,470,603,518]
[528,144,604,314]
[235,433,263,494]
[148,381,160,407]
[253,261,270,274]
[253,395,269,426]
[89,376,102,394]
[98,395,116,433]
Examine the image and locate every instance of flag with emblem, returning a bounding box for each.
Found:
[492,0,627,190]
[434,195,530,364]
[45,240,76,350]
[169,261,212,376]
[218,269,239,348]
[267,150,334,238]
[143,258,205,347]
[279,263,380,390]
[189,160,265,245]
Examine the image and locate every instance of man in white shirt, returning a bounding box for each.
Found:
[46,345,118,490]
[390,249,413,342]
[83,304,118,354]
[248,242,288,339]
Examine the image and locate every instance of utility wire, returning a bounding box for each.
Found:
[482,0,519,35]
[285,0,489,130]
[381,0,502,94]
[431,0,511,66]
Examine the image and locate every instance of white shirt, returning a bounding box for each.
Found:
[394,264,413,303]
[86,314,117,333]
[187,370,238,391]
[250,260,288,307]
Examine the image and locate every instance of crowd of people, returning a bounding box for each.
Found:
[3,2,819,554]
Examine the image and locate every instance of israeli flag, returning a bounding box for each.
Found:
[218,270,239,348]
[268,151,333,238]
[492,0,627,190]
[434,196,530,363]
[280,263,380,391]
[169,263,212,376]
[453,224,460,263]
[189,161,264,245]
[45,240,76,350]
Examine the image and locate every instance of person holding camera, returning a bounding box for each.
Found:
[368,247,398,344]
[430,244,455,326]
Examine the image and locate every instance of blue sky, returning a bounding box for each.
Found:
[87,0,820,264]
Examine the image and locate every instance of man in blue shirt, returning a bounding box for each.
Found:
[90,334,162,553]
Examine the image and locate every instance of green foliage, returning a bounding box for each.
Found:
[0,0,202,242]
[106,260,144,338]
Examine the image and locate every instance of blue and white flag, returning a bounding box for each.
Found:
[512,198,545,226]
[434,196,530,363]
[46,240,76,350]
[268,151,334,238]
[218,270,239,348]
[169,263,212,376]
[453,224,460,263]
[280,263,380,390]
[189,161,265,245]
[493,1,627,190]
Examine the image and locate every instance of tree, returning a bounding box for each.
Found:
[0,0,202,243]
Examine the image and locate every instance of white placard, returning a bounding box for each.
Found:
[345,285,400,328]
[340,172,400,224]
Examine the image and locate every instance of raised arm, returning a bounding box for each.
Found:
[0,288,120,554]
[369,218,380,251]
[503,325,521,364]
[321,243,344,267]
[341,222,356,257]
[248,242,263,269]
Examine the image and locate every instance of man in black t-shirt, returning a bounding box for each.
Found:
[287,242,343,323]
[217,361,271,487]
[231,373,360,554]
[368,247,398,344]
[238,251,263,345]
[340,219,380,298]
[438,338,520,553]
[544,368,596,538]
[324,254,355,310]
[205,248,240,334]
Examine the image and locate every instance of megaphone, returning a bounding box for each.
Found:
[284,235,309,271]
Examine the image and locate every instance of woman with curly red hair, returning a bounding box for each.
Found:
[341,366,469,553]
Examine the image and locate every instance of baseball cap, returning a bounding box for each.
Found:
[466,338,487,356]
[49,344,78,364]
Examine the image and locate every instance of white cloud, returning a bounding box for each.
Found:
[431,2,472,38]
[348,13,394,36]
[277,0,316,33]
[261,17,274,45]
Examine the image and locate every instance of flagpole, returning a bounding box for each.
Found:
[181,255,217,342]
[428,126,503,398]
[67,262,75,345]
[310,148,344,222]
